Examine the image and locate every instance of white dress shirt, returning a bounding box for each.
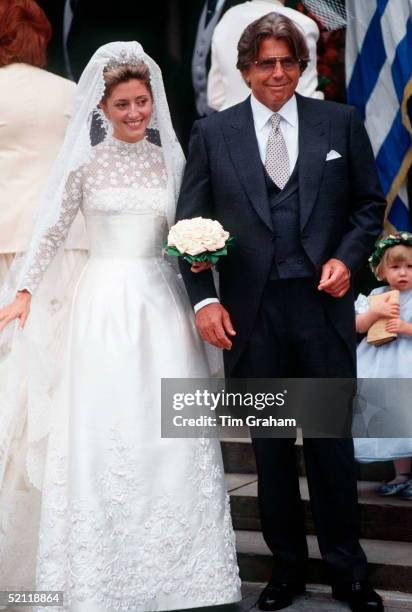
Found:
[194,94,299,313]
[250,93,298,172]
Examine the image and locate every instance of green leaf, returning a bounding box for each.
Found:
[164,246,182,257]
[164,235,235,263]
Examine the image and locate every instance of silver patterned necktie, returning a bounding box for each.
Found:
[265,113,290,189]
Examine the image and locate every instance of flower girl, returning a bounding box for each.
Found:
[354,233,412,499]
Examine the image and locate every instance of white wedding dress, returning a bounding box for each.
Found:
[1,135,240,611]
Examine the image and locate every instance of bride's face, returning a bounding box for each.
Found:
[101,79,153,143]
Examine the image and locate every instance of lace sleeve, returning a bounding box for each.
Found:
[18,170,83,294]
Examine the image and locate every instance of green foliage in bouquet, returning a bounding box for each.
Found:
[165,237,234,265]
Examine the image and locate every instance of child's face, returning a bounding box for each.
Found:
[382,250,412,291]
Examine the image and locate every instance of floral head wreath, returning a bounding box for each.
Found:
[369,232,412,277]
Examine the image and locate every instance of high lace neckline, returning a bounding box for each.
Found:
[110,135,149,150]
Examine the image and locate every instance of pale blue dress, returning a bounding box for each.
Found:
[353,286,412,462]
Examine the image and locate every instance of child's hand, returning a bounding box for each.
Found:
[370,297,400,319]
[385,318,412,335]
[356,295,401,334]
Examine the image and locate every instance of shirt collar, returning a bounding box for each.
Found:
[250,93,298,132]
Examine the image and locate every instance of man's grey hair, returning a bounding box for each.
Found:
[237,12,310,73]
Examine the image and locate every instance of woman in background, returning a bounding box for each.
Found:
[0,0,86,288]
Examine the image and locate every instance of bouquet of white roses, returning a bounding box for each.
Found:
[165,217,233,264]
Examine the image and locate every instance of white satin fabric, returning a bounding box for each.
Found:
[13,212,240,611]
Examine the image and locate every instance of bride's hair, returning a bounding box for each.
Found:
[102,62,152,101]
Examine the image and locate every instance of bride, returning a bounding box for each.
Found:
[0,42,240,611]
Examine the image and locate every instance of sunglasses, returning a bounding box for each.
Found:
[252,56,303,72]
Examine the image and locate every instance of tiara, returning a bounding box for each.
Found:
[104,50,144,71]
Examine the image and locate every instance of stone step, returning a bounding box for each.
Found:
[235,582,412,611]
[221,438,395,482]
[197,584,412,611]
[226,474,412,543]
[235,530,412,594]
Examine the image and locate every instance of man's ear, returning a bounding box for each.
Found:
[240,68,251,89]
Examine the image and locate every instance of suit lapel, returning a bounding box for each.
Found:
[297,94,329,231]
[222,98,273,232]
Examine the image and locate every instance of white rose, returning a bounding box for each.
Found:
[167,217,230,255]
[185,241,207,256]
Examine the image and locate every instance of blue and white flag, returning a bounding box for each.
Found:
[346,0,412,231]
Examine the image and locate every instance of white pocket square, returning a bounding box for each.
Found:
[326,149,342,161]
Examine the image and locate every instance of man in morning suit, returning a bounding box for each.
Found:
[176,12,386,612]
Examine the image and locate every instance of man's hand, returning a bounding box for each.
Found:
[195,303,236,350]
[191,261,213,273]
[318,258,350,298]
